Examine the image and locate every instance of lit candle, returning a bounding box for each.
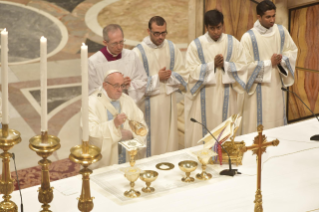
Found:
[40,36,47,132]
[1,29,9,124]
[81,43,89,141]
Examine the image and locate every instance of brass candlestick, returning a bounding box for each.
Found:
[29,131,60,212]
[240,125,279,212]
[0,123,21,212]
[69,141,101,212]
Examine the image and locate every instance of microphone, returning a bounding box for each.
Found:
[12,153,23,212]
[190,118,240,176]
[281,87,319,141]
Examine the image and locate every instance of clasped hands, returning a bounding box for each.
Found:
[214,54,224,69]
[158,67,172,82]
[271,53,282,67]
[114,113,133,141]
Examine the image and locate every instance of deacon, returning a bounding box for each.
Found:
[240,0,297,134]
[185,10,247,148]
[88,24,147,102]
[88,70,147,168]
[133,16,188,157]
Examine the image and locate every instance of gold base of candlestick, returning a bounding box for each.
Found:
[69,143,102,212]
[29,132,61,212]
[0,124,21,212]
[254,189,263,212]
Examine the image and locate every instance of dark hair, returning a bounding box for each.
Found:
[148,16,166,29]
[256,0,276,17]
[204,9,224,27]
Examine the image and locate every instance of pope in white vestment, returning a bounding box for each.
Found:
[185,32,247,148]
[240,20,297,134]
[133,18,187,157]
[88,71,147,168]
[88,24,147,102]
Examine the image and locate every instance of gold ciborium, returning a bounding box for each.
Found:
[121,167,141,198]
[178,160,198,183]
[69,141,102,212]
[128,119,147,136]
[0,124,21,212]
[139,170,158,193]
[29,131,60,212]
[193,149,216,180]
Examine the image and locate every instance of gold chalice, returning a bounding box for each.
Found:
[193,149,216,180]
[178,160,198,182]
[139,170,158,193]
[121,167,141,198]
[128,149,138,167]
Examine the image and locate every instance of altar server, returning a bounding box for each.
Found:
[88,24,147,102]
[88,70,147,168]
[133,16,188,156]
[240,0,297,134]
[184,10,247,148]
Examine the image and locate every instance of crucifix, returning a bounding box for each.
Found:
[241,125,279,212]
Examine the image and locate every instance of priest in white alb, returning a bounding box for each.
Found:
[88,24,147,102]
[88,70,147,168]
[240,0,297,134]
[185,10,247,148]
[133,16,188,157]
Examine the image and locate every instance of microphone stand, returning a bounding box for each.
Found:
[281,87,319,141]
[190,118,240,176]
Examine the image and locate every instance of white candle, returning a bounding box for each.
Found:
[40,36,47,132]
[81,43,89,141]
[1,29,9,124]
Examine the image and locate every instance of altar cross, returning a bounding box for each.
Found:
[241,125,279,212]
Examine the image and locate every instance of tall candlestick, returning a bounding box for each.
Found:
[81,43,89,141]
[1,28,9,124]
[40,36,47,132]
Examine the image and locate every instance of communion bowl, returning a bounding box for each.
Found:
[178,160,198,173]
[140,170,158,183]
[122,167,141,182]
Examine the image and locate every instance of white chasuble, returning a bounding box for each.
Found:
[184,33,247,148]
[133,37,188,156]
[240,21,297,134]
[88,49,147,102]
[88,88,147,168]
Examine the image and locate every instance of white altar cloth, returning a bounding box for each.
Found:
[11,118,319,212]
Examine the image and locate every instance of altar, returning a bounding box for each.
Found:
[11,118,319,212]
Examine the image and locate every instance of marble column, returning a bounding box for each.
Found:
[188,0,204,43]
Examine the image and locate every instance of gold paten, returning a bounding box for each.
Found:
[240,125,279,212]
[0,124,21,212]
[29,131,60,212]
[69,141,102,212]
[155,162,174,171]
[139,170,158,193]
[178,160,198,183]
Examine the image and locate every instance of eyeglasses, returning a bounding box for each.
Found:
[150,30,168,37]
[105,81,126,89]
[109,40,125,47]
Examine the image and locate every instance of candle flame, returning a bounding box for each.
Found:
[4,28,6,32]
[40,36,46,41]
[82,43,85,46]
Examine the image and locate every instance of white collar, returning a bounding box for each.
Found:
[205,32,224,43]
[253,20,275,35]
[143,36,165,49]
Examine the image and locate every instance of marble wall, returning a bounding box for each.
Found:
[287,3,319,122]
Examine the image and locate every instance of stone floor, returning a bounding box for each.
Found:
[0,0,188,172]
